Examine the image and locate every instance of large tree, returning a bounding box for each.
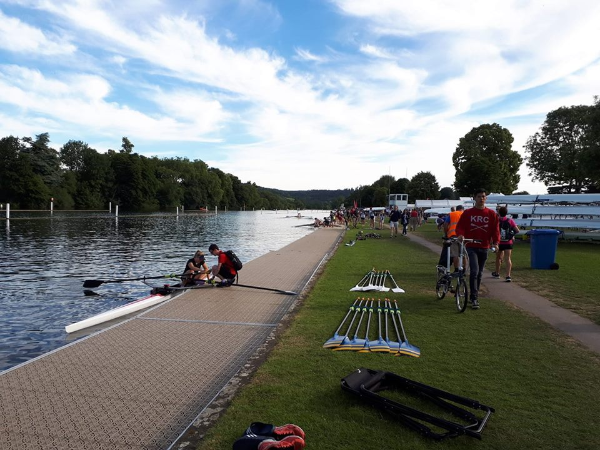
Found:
[391,177,410,195]
[453,123,522,196]
[582,96,600,188]
[525,104,596,193]
[439,186,456,200]
[408,171,440,201]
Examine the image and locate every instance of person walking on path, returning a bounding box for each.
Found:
[378,211,385,230]
[492,206,520,282]
[443,205,465,270]
[389,206,401,237]
[208,244,238,285]
[182,250,211,286]
[401,208,409,235]
[409,208,419,231]
[456,189,500,309]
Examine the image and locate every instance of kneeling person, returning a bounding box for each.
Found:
[183,251,210,286]
[209,244,237,285]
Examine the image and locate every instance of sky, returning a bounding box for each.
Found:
[1,1,599,194]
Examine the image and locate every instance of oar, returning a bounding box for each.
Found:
[393,300,421,358]
[323,298,361,348]
[387,271,406,294]
[161,281,299,296]
[378,271,390,292]
[230,283,299,296]
[350,270,372,292]
[83,272,194,288]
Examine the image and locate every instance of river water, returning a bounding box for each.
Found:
[0,210,319,372]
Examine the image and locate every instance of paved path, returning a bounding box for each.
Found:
[405,233,600,355]
[0,228,344,449]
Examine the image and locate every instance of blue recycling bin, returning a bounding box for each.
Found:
[527,229,560,269]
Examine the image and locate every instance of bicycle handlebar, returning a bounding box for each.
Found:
[442,237,482,243]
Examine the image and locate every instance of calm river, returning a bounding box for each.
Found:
[0,210,320,372]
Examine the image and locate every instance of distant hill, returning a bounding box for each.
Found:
[261,187,353,209]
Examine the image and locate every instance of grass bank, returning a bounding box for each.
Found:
[197,228,600,450]
[413,222,600,326]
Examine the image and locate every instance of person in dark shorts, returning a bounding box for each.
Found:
[208,244,237,284]
[492,206,520,282]
[182,250,210,286]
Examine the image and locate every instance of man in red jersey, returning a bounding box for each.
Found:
[455,189,500,309]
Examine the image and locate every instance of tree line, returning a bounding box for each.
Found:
[0,135,304,211]
[1,97,597,211]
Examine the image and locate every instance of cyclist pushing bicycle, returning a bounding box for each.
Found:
[455,189,500,310]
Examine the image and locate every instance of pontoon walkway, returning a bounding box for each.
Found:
[0,228,343,449]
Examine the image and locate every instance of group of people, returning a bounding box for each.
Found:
[182,244,238,287]
[388,206,422,237]
[442,188,520,309]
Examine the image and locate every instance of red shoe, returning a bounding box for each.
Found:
[258,436,305,450]
[272,424,306,440]
[246,422,306,440]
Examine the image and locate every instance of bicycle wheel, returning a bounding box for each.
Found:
[455,277,468,313]
[436,277,448,299]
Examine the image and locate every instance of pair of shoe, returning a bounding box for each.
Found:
[471,299,480,309]
[233,422,305,450]
[259,436,305,450]
[491,272,500,278]
[505,276,512,282]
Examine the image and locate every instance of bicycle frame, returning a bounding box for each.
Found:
[436,238,477,313]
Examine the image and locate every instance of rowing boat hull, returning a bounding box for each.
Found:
[65,293,171,334]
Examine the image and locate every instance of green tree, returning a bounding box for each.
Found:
[60,140,90,172]
[373,175,395,190]
[408,171,440,201]
[121,137,134,154]
[582,96,600,188]
[525,105,595,193]
[22,133,62,188]
[453,123,522,196]
[0,136,23,203]
[390,177,409,194]
[439,187,456,199]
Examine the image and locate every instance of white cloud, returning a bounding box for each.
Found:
[0,1,597,194]
[110,55,127,66]
[0,9,76,55]
[0,65,223,142]
[294,47,326,62]
[359,44,393,59]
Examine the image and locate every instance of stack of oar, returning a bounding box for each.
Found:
[350,269,405,293]
[323,297,420,357]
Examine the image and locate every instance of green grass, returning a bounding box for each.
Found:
[413,222,600,326]
[196,229,600,450]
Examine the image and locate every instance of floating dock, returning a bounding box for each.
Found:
[0,228,343,449]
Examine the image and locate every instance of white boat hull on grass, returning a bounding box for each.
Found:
[65,293,172,334]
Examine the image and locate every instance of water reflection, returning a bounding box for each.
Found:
[0,210,318,371]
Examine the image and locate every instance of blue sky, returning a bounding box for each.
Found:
[1,0,599,193]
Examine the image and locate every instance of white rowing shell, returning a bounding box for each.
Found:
[65,293,171,334]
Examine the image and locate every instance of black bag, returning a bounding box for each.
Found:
[225,250,243,271]
[500,218,515,242]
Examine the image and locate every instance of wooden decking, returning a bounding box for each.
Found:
[0,228,343,449]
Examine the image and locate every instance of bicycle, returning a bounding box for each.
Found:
[435,238,478,313]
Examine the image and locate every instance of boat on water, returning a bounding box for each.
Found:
[65,281,223,334]
[65,288,176,334]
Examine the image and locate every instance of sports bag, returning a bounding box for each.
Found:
[500,218,516,242]
[225,250,243,271]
